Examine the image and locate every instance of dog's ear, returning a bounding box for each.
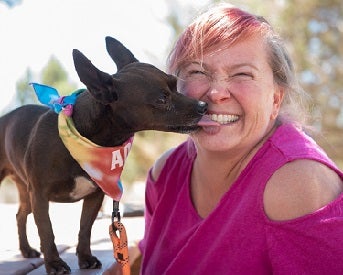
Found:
[105,36,139,71]
[72,49,118,103]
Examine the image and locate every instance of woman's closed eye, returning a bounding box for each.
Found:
[184,69,209,82]
[188,69,207,77]
[231,72,253,80]
[190,69,205,74]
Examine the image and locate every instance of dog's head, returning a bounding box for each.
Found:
[72,36,207,135]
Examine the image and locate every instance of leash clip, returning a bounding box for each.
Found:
[112,200,121,225]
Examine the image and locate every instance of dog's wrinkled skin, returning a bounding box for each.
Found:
[0,37,207,274]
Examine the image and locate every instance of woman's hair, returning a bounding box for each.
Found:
[167,3,312,127]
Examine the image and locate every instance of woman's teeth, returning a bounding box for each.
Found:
[210,114,239,125]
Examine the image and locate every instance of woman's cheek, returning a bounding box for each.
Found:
[178,81,193,97]
[178,82,205,99]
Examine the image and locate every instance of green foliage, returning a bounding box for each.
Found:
[274,0,343,165]
[15,68,37,105]
[15,56,77,109]
[41,56,77,95]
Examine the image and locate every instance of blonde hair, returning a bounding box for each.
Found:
[167,3,312,127]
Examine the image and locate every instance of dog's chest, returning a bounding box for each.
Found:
[70,176,98,200]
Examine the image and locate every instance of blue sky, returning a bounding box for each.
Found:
[0,0,209,113]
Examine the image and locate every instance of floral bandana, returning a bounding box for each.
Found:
[31,83,133,201]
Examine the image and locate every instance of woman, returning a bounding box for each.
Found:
[137,3,343,274]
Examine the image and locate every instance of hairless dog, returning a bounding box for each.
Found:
[0,36,207,274]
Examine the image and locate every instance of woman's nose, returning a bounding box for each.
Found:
[206,81,231,103]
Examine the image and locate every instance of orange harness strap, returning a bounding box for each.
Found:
[109,221,130,275]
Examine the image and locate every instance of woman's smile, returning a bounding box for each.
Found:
[209,113,240,125]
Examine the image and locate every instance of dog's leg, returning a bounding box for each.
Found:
[77,190,104,269]
[15,178,41,258]
[30,191,71,274]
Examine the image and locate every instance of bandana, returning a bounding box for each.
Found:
[31,83,133,201]
[58,113,133,201]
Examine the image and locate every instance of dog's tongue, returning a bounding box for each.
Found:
[197,115,220,127]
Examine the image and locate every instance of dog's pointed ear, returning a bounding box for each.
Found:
[105,36,139,71]
[72,49,118,104]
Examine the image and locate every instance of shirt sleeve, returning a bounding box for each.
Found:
[265,196,343,274]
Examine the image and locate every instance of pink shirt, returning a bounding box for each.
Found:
[139,124,343,274]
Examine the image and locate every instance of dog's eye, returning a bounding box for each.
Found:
[156,93,168,104]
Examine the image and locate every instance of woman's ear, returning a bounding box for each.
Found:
[271,86,285,120]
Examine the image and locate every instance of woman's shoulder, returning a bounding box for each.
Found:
[263,159,343,221]
[150,140,193,182]
[150,147,176,181]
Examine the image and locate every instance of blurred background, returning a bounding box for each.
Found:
[0,0,342,203]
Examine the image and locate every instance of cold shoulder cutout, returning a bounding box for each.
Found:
[264,159,343,221]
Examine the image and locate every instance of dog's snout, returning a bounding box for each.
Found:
[197,101,208,115]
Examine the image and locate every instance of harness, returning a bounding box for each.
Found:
[31,83,132,275]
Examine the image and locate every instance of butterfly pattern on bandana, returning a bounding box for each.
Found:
[31,83,133,201]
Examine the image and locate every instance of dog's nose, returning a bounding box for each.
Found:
[197,101,208,115]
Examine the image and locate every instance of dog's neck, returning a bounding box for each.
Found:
[58,112,133,201]
[71,91,134,147]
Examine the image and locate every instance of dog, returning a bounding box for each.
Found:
[0,36,207,274]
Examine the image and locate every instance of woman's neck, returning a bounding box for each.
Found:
[190,122,279,218]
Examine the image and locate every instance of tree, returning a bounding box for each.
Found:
[41,56,77,95]
[15,68,37,106]
[276,0,343,167]
[15,56,77,109]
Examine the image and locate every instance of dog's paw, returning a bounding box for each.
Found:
[46,259,71,275]
[21,247,41,258]
[79,255,102,269]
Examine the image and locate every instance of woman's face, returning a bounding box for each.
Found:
[177,34,284,153]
